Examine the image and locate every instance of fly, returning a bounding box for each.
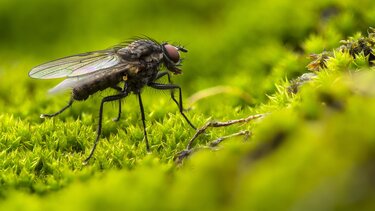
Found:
[29,38,196,164]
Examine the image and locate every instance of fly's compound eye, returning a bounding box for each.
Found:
[164,44,180,63]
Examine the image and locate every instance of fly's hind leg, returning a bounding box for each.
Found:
[40,97,74,118]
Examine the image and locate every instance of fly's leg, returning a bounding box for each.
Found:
[83,92,128,165]
[113,100,122,122]
[155,71,169,80]
[137,93,150,152]
[154,71,185,112]
[40,98,74,118]
[111,86,123,122]
[165,74,182,111]
[148,82,196,130]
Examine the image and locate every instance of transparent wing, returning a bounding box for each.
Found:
[47,63,129,94]
[48,77,81,94]
[29,50,122,79]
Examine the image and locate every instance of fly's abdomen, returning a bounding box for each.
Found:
[72,70,125,101]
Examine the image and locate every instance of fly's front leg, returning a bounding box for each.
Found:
[40,97,74,118]
[155,71,169,80]
[148,82,196,130]
[154,71,180,110]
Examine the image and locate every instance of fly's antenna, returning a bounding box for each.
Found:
[178,46,188,52]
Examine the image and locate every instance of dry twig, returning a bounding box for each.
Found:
[175,113,267,164]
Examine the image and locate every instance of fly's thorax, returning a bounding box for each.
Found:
[124,63,160,94]
[117,39,163,61]
[144,51,164,63]
[125,65,159,89]
[117,39,164,79]
[126,63,142,75]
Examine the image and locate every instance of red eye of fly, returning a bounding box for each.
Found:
[164,44,180,63]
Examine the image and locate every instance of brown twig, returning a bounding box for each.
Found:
[209,130,251,147]
[175,113,267,164]
[186,113,266,150]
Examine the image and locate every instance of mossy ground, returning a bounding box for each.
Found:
[1,0,375,210]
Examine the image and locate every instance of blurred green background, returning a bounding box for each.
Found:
[1,0,374,102]
[1,0,375,210]
[0,0,363,100]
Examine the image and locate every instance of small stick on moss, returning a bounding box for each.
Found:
[209,130,251,147]
[175,113,266,164]
[186,113,266,150]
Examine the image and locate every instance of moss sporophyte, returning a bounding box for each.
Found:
[29,38,196,164]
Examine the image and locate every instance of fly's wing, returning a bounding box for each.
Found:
[29,49,123,79]
[48,77,80,94]
[47,63,130,94]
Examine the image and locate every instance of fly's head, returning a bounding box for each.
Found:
[161,43,187,75]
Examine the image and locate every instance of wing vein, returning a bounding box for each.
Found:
[32,53,107,74]
[29,50,122,79]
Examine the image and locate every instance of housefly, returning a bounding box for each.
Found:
[29,38,196,164]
